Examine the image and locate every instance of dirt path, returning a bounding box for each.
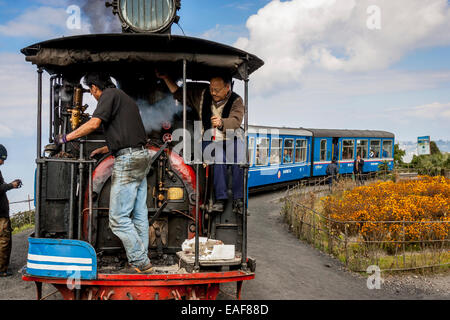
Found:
[0,190,448,300]
[0,229,59,300]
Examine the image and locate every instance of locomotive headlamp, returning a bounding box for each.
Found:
[108,0,181,33]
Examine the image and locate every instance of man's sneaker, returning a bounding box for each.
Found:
[211,200,225,212]
[0,271,13,277]
[233,199,245,215]
[134,262,153,274]
[121,263,153,274]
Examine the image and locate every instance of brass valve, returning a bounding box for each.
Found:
[68,86,89,130]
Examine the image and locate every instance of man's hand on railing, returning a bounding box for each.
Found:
[55,134,67,146]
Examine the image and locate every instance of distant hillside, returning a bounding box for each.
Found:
[398,140,450,163]
[435,140,450,153]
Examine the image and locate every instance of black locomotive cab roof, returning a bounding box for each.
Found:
[21,33,264,81]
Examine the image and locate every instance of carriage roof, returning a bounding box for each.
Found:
[305,128,395,139]
[248,125,313,137]
[21,33,264,81]
[248,125,394,139]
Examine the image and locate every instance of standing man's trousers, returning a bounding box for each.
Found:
[0,217,12,273]
[109,149,151,270]
[203,138,245,201]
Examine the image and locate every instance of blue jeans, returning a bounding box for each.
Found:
[109,149,151,269]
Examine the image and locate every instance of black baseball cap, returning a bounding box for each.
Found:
[0,144,7,161]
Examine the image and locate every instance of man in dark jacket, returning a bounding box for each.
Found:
[353,155,365,186]
[156,71,245,213]
[0,144,21,277]
[55,73,152,273]
[326,159,339,192]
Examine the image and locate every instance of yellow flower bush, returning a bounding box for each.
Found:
[322,176,450,247]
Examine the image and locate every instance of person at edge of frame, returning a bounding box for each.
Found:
[326,158,339,192]
[0,144,22,277]
[353,154,365,186]
[55,73,153,273]
[156,70,245,214]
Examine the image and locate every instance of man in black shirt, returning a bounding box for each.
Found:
[353,155,365,186]
[326,158,339,192]
[56,73,152,273]
[0,144,21,277]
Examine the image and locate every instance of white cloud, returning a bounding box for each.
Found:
[235,0,450,92]
[408,102,450,120]
[0,53,42,138]
[0,124,13,137]
[0,5,90,39]
[201,24,248,45]
[36,0,69,5]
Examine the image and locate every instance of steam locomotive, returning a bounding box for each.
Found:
[21,0,263,300]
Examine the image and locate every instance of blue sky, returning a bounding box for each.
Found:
[1,0,450,212]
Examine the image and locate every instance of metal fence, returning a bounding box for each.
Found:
[282,175,450,273]
[9,195,35,230]
[10,195,35,212]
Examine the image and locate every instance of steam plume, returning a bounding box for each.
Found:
[137,96,183,134]
[75,0,121,34]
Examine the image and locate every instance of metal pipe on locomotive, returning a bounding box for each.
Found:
[21,0,263,300]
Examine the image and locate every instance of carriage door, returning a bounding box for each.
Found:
[332,137,339,161]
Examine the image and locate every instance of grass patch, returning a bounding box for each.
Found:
[13,223,34,235]
[11,210,34,235]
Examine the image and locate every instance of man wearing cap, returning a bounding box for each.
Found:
[326,158,339,192]
[55,73,153,273]
[0,144,22,277]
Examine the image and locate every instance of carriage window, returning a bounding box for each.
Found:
[283,139,294,164]
[256,137,269,166]
[295,139,307,163]
[249,137,255,167]
[382,140,393,158]
[357,139,368,159]
[270,138,282,165]
[370,140,381,158]
[320,140,327,161]
[342,139,354,160]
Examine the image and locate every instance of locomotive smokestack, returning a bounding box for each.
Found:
[106,0,181,34]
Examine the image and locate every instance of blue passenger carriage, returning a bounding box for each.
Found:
[248,126,395,190]
[307,129,395,176]
[248,125,313,189]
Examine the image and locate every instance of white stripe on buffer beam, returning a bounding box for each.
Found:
[28,254,92,265]
[27,262,92,272]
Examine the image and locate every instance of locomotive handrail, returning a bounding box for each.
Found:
[36,158,97,164]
